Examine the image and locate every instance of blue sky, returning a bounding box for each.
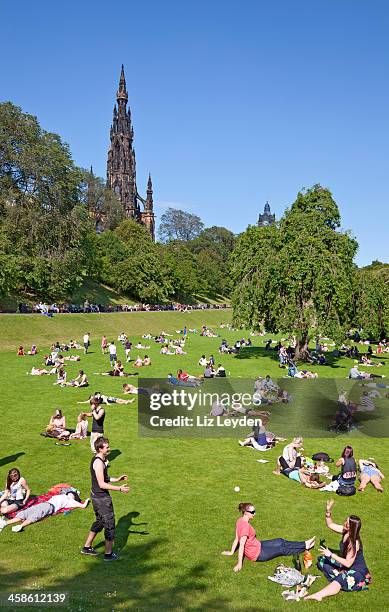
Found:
[1,0,388,265]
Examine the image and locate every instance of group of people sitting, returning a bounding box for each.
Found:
[17,345,38,356]
[272,439,384,493]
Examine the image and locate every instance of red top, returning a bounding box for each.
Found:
[236,517,261,560]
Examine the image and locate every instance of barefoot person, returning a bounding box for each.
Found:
[81,437,129,561]
[0,491,89,533]
[305,500,371,601]
[222,502,315,572]
[0,468,30,515]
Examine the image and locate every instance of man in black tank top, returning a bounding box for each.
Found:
[81,436,129,561]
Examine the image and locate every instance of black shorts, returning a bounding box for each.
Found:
[3,499,25,510]
[90,495,115,541]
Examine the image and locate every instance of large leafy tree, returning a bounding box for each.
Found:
[354,263,389,339]
[189,226,235,296]
[158,207,204,242]
[157,241,201,301]
[97,220,171,303]
[231,185,358,360]
[0,102,95,300]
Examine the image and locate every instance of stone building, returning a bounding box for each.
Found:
[106,65,155,238]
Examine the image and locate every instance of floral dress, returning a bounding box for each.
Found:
[317,538,371,592]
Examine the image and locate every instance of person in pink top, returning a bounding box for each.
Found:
[222,502,316,572]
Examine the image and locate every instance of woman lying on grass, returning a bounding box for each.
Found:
[0,469,30,515]
[78,392,135,406]
[358,459,384,492]
[0,491,89,533]
[222,502,315,571]
[305,500,371,600]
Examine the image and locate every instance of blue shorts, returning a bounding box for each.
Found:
[362,466,379,478]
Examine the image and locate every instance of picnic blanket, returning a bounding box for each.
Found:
[7,483,80,519]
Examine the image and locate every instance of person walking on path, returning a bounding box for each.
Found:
[81,437,129,561]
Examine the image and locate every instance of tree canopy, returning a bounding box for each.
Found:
[158,207,204,242]
[231,186,358,358]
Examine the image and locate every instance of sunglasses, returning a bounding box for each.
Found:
[247,509,256,514]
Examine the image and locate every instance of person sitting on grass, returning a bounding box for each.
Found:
[198,355,207,367]
[0,491,89,533]
[67,370,89,387]
[177,369,201,383]
[305,500,371,601]
[349,364,385,380]
[54,368,67,386]
[46,409,70,439]
[215,364,226,377]
[69,413,89,440]
[335,446,357,488]
[0,468,30,515]
[273,437,304,474]
[143,355,152,366]
[175,345,187,355]
[221,502,315,571]
[133,355,144,367]
[203,363,216,378]
[28,345,38,355]
[160,345,175,355]
[17,346,25,356]
[358,459,384,493]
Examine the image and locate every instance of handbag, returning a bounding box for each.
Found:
[336,484,356,496]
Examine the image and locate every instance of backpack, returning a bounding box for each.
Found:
[312,452,334,463]
[337,484,356,496]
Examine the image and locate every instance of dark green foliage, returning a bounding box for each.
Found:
[0,102,95,300]
[231,186,358,358]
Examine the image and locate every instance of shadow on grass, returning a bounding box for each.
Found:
[235,345,356,370]
[95,511,149,552]
[0,452,25,467]
[0,537,232,611]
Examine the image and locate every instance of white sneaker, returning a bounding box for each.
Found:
[238,441,245,446]
[0,518,6,531]
[12,524,23,532]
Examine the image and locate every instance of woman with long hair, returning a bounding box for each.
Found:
[222,502,315,572]
[305,500,371,600]
[48,409,70,439]
[0,468,30,515]
[336,446,357,487]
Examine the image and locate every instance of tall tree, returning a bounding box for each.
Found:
[0,102,95,299]
[158,208,204,242]
[355,263,389,339]
[231,185,358,360]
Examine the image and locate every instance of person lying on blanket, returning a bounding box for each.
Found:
[0,491,89,533]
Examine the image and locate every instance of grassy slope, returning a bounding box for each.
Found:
[0,279,229,312]
[0,311,388,611]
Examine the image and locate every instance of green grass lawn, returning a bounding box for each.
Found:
[0,311,388,611]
